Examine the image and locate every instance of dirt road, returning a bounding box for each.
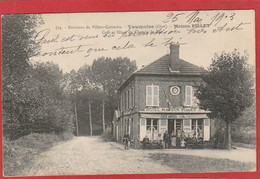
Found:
[24,136,256,176]
[25,136,178,176]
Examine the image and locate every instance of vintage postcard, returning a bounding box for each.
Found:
[1,10,256,177]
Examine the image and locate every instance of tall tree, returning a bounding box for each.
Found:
[2,14,42,139]
[196,50,255,150]
[90,57,137,132]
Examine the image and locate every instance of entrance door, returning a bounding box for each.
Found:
[168,119,174,134]
[168,119,183,135]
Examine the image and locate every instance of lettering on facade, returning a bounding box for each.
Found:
[144,106,206,112]
[141,113,208,119]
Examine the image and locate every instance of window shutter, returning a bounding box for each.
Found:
[153,86,159,106]
[185,86,193,106]
[140,118,146,140]
[203,118,210,141]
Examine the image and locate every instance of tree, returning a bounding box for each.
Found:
[32,62,75,134]
[90,57,137,132]
[2,14,42,139]
[196,50,254,150]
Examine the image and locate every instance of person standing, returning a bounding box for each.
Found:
[123,132,130,150]
[163,130,169,149]
[171,131,177,148]
[143,135,150,149]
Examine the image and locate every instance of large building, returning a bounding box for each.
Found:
[113,44,213,148]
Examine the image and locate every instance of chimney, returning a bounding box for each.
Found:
[170,44,180,72]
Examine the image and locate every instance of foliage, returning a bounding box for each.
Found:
[2,14,40,85]
[90,57,137,124]
[196,50,255,149]
[64,57,137,135]
[2,14,75,139]
[196,50,254,121]
[232,102,256,145]
[3,132,73,176]
[2,14,137,138]
[2,14,41,139]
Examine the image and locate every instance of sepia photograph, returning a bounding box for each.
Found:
[1,10,256,176]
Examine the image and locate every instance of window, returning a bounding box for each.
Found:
[122,93,125,111]
[129,89,132,108]
[184,119,191,127]
[127,90,130,109]
[185,86,193,106]
[131,87,135,108]
[176,119,182,131]
[120,93,123,111]
[125,91,128,109]
[146,85,159,106]
[192,119,203,138]
[153,119,158,130]
[146,119,152,130]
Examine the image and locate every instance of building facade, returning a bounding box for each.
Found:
[113,44,212,148]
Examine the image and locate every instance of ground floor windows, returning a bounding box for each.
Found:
[146,119,159,140]
[192,119,203,138]
[140,118,210,142]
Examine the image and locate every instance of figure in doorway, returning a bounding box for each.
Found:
[123,132,130,150]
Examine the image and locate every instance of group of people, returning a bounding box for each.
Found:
[163,130,186,148]
[123,130,194,150]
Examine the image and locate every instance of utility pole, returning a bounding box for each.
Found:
[75,102,79,136]
[89,101,93,136]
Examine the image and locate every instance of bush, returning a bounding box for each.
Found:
[212,129,227,149]
[3,132,74,176]
[232,130,256,145]
[101,127,112,142]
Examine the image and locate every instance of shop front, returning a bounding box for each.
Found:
[139,111,211,148]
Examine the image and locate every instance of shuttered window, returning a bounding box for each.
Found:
[185,86,192,106]
[146,85,159,106]
[131,87,135,108]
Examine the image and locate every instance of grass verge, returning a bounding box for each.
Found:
[150,153,255,173]
[233,142,256,149]
[3,132,74,176]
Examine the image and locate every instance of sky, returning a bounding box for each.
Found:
[30,10,255,73]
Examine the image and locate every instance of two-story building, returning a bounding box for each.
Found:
[113,44,212,148]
